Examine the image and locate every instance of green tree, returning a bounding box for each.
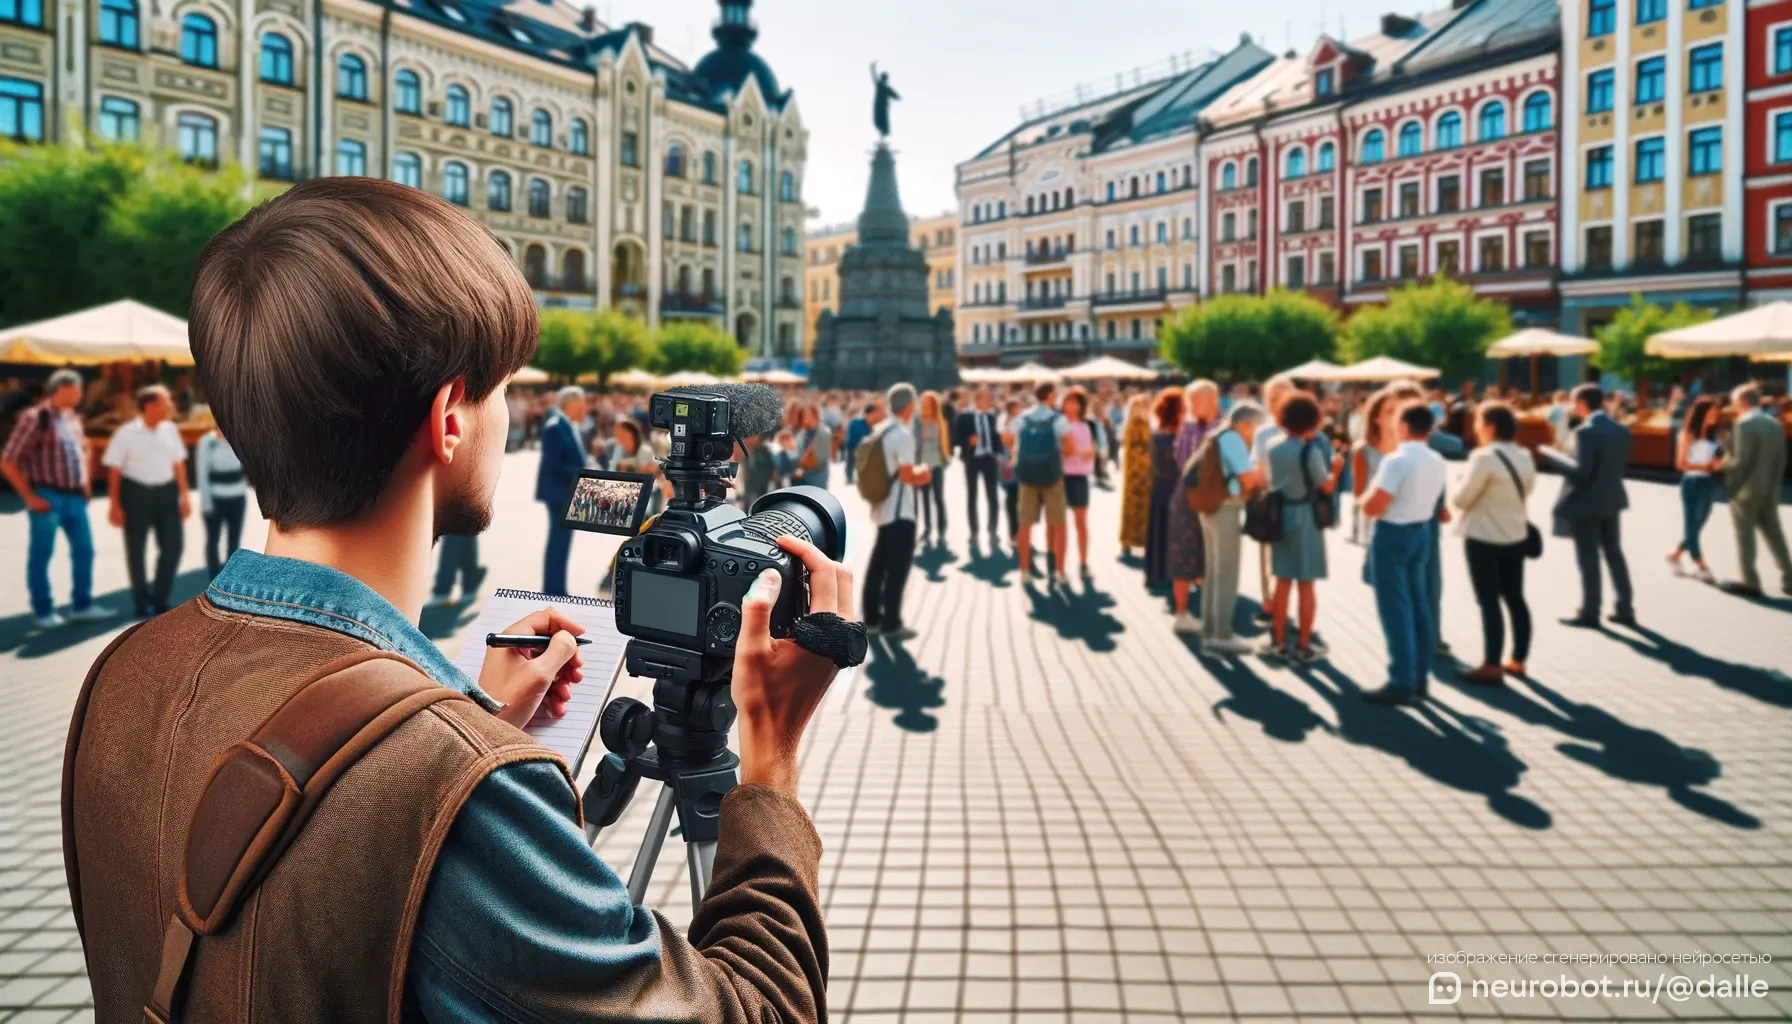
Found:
[532,309,654,386]
[586,308,653,388]
[533,308,595,382]
[1161,290,1337,381]
[1343,276,1510,380]
[652,321,746,376]
[102,158,250,318]
[1591,295,1715,385]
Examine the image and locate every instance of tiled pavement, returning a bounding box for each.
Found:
[3,450,1790,1021]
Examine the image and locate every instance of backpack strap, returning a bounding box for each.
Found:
[141,651,470,1024]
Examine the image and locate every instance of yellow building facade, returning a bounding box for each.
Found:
[803,211,955,347]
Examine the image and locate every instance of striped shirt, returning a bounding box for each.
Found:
[1,401,87,493]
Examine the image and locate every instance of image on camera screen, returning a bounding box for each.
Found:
[562,472,653,535]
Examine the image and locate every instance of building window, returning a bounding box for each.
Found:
[1362,188,1383,223]
[1479,235,1505,272]
[1778,112,1792,163]
[1316,68,1334,96]
[1397,121,1422,157]
[703,209,717,245]
[570,118,588,155]
[335,54,367,101]
[1245,158,1257,185]
[1285,256,1304,288]
[336,139,366,177]
[1220,163,1236,189]
[258,126,292,179]
[738,159,757,194]
[394,69,421,113]
[1636,0,1664,24]
[1436,175,1461,213]
[1633,220,1664,266]
[1286,147,1306,178]
[490,97,512,136]
[1287,200,1305,233]
[564,250,586,290]
[1586,145,1614,189]
[1589,0,1615,36]
[1635,57,1665,105]
[1686,213,1721,262]
[1435,111,1462,149]
[1317,141,1335,172]
[1156,171,1166,192]
[1585,225,1613,270]
[1317,252,1335,285]
[443,161,468,205]
[1397,244,1419,278]
[1318,196,1334,229]
[738,221,753,252]
[1219,214,1234,242]
[1524,230,1550,268]
[661,201,675,239]
[1634,137,1665,183]
[1689,44,1723,93]
[176,111,217,165]
[97,96,140,142]
[487,170,511,211]
[1587,69,1614,113]
[1130,225,1141,247]
[530,109,551,147]
[1478,101,1506,141]
[1480,167,1505,206]
[780,170,796,202]
[1361,129,1384,164]
[1156,221,1168,243]
[1247,210,1258,238]
[1688,126,1721,175]
[446,85,469,126]
[1523,91,1552,132]
[781,226,798,255]
[620,131,638,166]
[1221,265,1236,292]
[1778,26,1792,75]
[260,33,294,85]
[180,13,217,67]
[1524,159,1551,199]
[1436,239,1460,276]
[698,150,715,183]
[0,77,43,142]
[1362,249,1383,281]
[529,178,550,218]
[1776,205,1792,254]
[1398,181,1419,217]
[394,151,421,189]
[0,0,40,27]
[99,0,137,47]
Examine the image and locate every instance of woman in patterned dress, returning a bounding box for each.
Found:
[1118,393,1153,557]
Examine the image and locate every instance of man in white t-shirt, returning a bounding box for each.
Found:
[863,382,931,640]
[103,384,191,617]
[1360,401,1449,706]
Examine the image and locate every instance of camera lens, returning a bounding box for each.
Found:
[744,486,847,561]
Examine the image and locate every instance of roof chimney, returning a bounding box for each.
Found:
[628,20,653,46]
[578,7,594,32]
[1381,12,1418,36]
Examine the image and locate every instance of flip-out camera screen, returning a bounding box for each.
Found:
[561,471,654,536]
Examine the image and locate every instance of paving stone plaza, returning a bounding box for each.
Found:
[2,450,1788,1022]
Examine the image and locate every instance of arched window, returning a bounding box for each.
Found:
[442,161,468,204]
[490,96,512,136]
[1285,147,1306,178]
[523,244,547,286]
[528,178,550,218]
[1220,163,1236,189]
[780,170,795,201]
[1245,158,1258,185]
[665,143,685,176]
[176,111,217,164]
[701,267,715,298]
[1478,101,1506,141]
[780,226,797,255]
[780,275,796,304]
[530,109,551,147]
[1317,141,1335,172]
[99,0,138,47]
[676,265,693,295]
[259,33,293,84]
[336,54,367,101]
[1397,121,1422,157]
[1522,91,1552,132]
[98,96,140,142]
[394,69,420,113]
[738,221,753,252]
[702,150,717,183]
[563,249,585,288]
[445,84,469,126]
[737,159,754,193]
[179,14,216,67]
[566,186,588,223]
[1435,111,1462,149]
[487,170,511,211]
[1361,129,1385,164]
[1155,171,1166,192]
[393,151,422,189]
[569,117,588,155]
[335,138,366,176]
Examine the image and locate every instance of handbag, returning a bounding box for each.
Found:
[1243,490,1284,542]
[1300,439,1337,530]
[1493,449,1543,560]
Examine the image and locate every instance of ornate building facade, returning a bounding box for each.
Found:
[0,0,807,356]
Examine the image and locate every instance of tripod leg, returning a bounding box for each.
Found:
[626,784,678,905]
[686,840,717,910]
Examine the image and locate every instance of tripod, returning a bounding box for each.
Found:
[583,639,738,912]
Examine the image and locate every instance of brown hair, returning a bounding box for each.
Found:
[1061,385,1089,419]
[1477,400,1518,442]
[1151,387,1184,433]
[1034,380,1057,402]
[190,178,537,527]
[1276,389,1321,435]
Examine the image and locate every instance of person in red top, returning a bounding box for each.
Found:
[0,369,116,629]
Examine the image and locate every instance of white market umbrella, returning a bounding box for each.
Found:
[957,366,1009,383]
[1333,355,1440,382]
[602,368,662,388]
[1646,302,1792,361]
[1282,358,1344,381]
[1060,355,1157,382]
[509,366,552,384]
[657,370,728,387]
[1487,328,1597,358]
[1010,361,1062,383]
[0,299,193,366]
[742,368,808,385]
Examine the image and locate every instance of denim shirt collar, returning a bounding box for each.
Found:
[206,549,498,711]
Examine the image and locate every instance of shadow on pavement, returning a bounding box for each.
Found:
[911,539,958,583]
[1299,663,1553,830]
[1021,579,1124,652]
[1181,636,1333,744]
[1445,675,1761,829]
[861,635,944,733]
[1606,623,1792,710]
[956,543,1016,589]
[419,597,482,640]
[0,569,210,659]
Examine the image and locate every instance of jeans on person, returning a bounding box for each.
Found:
[844,445,859,484]
[1678,474,1718,562]
[1568,514,1633,619]
[919,471,947,538]
[434,534,482,598]
[1198,503,1243,641]
[963,454,1000,537]
[120,479,183,615]
[1465,538,1530,667]
[862,519,918,631]
[1370,520,1434,695]
[202,495,246,579]
[26,489,94,619]
[543,506,573,596]
[1002,483,1019,541]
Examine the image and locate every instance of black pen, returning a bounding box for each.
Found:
[486,633,594,649]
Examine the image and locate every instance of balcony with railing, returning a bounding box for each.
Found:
[1092,288,1171,308]
[528,275,597,293]
[660,293,724,317]
[1024,246,1073,267]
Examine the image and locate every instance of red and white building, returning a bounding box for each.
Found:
[1744,0,1792,300]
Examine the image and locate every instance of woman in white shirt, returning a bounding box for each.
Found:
[194,427,247,579]
[1667,395,1724,583]
[1450,402,1536,683]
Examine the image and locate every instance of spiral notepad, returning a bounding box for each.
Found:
[451,588,626,775]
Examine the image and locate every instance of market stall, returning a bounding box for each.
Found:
[1487,329,1598,454]
[1329,355,1440,383]
[1645,304,1792,462]
[1059,355,1159,383]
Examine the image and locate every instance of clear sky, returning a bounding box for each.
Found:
[609,0,1417,227]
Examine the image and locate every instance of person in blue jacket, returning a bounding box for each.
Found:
[535,386,588,595]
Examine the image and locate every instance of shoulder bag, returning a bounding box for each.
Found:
[1493,449,1543,560]
[1299,439,1337,530]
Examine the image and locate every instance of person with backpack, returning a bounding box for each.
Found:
[1011,380,1076,586]
[1186,401,1266,654]
[857,382,930,640]
[1258,391,1344,664]
[1166,381,1220,631]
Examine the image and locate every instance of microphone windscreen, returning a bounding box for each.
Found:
[666,382,785,440]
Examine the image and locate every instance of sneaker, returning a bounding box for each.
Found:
[1294,644,1325,665]
[1052,571,1072,588]
[1666,553,1685,576]
[1079,564,1093,581]
[1202,635,1253,656]
[1693,566,1716,584]
[33,612,66,629]
[1301,636,1330,661]
[1171,612,1199,634]
[66,605,117,623]
[1257,639,1288,663]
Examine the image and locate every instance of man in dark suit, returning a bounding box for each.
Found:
[535,385,588,595]
[954,387,1004,551]
[1543,383,1636,627]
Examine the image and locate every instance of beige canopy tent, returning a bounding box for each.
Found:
[657,370,731,387]
[1646,302,1792,362]
[1010,361,1062,383]
[509,366,552,385]
[1332,355,1440,382]
[1059,355,1158,382]
[957,366,1010,384]
[0,300,193,367]
[1486,328,1598,358]
[742,368,808,385]
[603,368,662,388]
[1281,358,1343,381]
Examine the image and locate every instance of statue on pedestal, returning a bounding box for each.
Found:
[871,63,899,139]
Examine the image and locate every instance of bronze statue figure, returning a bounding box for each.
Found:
[871,63,899,138]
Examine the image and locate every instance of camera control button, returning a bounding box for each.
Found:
[708,605,741,644]
[723,559,739,575]
[745,561,758,573]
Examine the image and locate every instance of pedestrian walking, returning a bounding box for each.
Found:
[955,388,1004,551]
[1251,376,1294,625]
[1059,386,1098,580]
[843,402,873,485]
[1259,391,1343,663]
[1117,393,1153,559]
[1667,395,1724,583]
[861,382,929,640]
[795,403,833,491]
[1189,402,1265,654]
[1719,383,1792,598]
[916,391,952,545]
[1013,381,1073,586]
[1351,388,1399,546]
[1142,388,1184,589]
[1167,381,1219,628]
[999,398,1023,545]
[535,385,588,596]
[1360,402,1450,705]
[1541,384,1636,628]
[194,426,248,580]
[103,385,191,617]
[1452,401,1536,682]
[0,368,113,629]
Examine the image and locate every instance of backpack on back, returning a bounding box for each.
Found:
[1014,412,1063,487]
[1184,429,1234,516]
[855,428,893,505]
